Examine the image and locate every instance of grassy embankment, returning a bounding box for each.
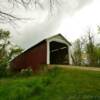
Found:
[0,67,100,100]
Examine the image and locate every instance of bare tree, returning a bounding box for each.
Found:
[72,28,100,67]
[0,0,60,24]
[86,30,96,66]
[72,39,82,66]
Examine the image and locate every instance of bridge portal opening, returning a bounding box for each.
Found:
[50,41,69,64]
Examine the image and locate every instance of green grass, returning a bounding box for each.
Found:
[0,67,100,100]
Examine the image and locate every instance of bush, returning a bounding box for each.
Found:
[0,59,8,78]
[19,68,33,77]
[0,65,7,78]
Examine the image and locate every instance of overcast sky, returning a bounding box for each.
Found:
[0,0,100,49]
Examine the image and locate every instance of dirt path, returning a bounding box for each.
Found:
[49,65,100,71]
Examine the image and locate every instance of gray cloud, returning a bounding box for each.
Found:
[10,0,93,49]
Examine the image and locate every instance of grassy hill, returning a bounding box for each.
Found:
[0,67,100,100]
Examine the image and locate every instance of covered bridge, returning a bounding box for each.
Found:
[10,34,72,72]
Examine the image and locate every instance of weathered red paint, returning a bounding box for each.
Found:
[10,40,47,72]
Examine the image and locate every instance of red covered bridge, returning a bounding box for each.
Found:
[10,34,72,72]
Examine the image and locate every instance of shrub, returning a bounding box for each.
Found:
[19,68,33,77]
[0,58,8,78]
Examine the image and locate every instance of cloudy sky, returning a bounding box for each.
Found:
[0,0,100,49]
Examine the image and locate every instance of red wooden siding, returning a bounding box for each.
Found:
[10,41,47,72]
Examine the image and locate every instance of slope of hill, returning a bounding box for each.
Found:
[0,67,100,100]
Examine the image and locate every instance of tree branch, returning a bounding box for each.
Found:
[0,0,60,24]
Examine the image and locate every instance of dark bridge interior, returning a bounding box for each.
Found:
[50,41,69,64]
